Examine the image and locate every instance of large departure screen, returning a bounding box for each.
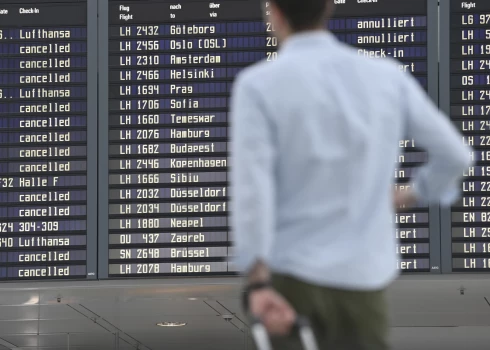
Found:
[105,0,437,278]
[449,0,490,272]
[0,0,94,280]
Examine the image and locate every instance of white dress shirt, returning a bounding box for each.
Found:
[230,31,473,290]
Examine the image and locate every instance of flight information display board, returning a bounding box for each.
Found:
[0,0,97,280]
[102,0,438,278]
[447,0,490,272]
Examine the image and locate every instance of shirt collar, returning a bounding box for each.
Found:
[279,30,336,54]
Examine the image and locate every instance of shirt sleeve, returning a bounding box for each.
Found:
[229,76,277,273]
[402,73,474,206]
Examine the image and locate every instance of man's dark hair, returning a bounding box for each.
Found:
[271,0,333,32]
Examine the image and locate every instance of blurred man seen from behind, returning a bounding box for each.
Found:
[230,0,473,349]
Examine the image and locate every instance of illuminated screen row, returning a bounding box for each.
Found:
[0,0,486,280]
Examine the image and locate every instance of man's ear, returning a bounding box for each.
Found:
[268,1,282,26]
[326,0,336,19]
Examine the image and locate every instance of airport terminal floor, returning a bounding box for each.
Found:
[0,276,486,350]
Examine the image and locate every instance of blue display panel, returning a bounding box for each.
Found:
[449,0,490,272]
[106,0,434,278]
[0,0,89,280]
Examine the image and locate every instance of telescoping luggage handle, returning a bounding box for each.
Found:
[249,316,320,350]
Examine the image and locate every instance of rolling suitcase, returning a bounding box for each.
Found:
[249,316,320,350]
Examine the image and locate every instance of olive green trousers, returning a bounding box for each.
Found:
[250,274,390,350]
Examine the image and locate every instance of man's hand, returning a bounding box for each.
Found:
[249,287,296,336]
[246,260,295,335]
[393,187,418,211]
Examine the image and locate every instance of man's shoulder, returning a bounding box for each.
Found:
[333,40,404,74]
[234,58,284,92]
[234,43,411,93]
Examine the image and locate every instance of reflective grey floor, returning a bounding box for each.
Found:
[0,276,487,349]
[245,327,487,350]
[391,327,489,350]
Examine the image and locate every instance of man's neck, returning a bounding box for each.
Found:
[281,27,328,43]
[280,27,327,44]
